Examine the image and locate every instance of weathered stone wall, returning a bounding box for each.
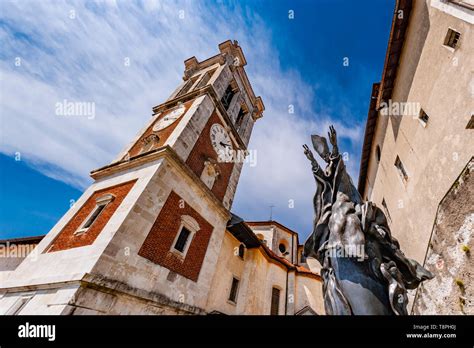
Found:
[87,158,229,313]
[206,231,323,315]
[0,161,160,314]
[295,273,325,315]
[413,158,473,314]
[362,0,474,266]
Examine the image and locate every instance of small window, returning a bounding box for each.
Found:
[376,145,381,163]
[173,227,191,253]
[270,287,280,315]
[235,107,246,130]
[238,244,245,259]
[170,215,199,257]
[228,277,240,303]
[221,84,236,110]
[419,109,429,126]
[177,75,199,97]
[443,28,461,49]
[196,68,217,89]
[395,156,408,183]
[381,199,392,223]
[75,194,113,235]
[5,295,33,315]
[83,204,106,229]
[466,115,474,129]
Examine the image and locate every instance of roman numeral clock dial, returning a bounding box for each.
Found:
[210,123,233,162]
[152,104,186,132]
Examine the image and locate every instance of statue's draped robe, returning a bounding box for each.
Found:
[304,154,433,315]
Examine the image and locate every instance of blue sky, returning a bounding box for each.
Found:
[0,0,394,241]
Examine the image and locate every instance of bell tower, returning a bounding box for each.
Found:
[109,40,264,210]
[0,40,264,315]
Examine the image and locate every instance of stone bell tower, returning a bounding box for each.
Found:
[0,40,264,315]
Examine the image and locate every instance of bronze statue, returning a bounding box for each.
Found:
[303,126,433,315]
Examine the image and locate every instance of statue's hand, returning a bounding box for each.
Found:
[303,144,316,162]
[328,125,337,147]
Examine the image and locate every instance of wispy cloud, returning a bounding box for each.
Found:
[0,0,363,239]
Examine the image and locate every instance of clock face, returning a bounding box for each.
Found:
[210,123,233,162]
[152,104,186,131]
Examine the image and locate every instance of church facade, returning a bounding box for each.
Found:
[0,41,324,315]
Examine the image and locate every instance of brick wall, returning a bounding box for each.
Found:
[127,98,195,158]
[185,111,234,201]
[138,191,214,282]
[46,180,137,253]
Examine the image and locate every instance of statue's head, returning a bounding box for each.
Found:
[311,135,330,161]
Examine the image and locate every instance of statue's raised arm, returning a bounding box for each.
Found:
[328,125,339,157]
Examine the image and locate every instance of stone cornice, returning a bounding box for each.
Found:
[90,146,231,220]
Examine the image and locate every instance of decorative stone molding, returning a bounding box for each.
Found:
[180,215,200,232]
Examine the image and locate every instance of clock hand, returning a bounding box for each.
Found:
[219,141,231,148]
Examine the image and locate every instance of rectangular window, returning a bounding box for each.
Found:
[270,287,280,315]
[196,68,217,89]
[83,204,106,229]
[444,28,461,49]
[173,226,191,253]
[228,277,240,303]
[235,107,246,130]
[381,199,392,223]
[5,296,33,315]
[177,75,199,97]
[74,199,110,236]
[221,84,236,110]
[418,109,429,126]
[395,156,408,183]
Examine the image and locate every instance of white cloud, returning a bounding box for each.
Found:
[0,0,363,240]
